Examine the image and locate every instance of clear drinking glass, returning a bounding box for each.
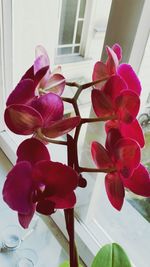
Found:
[16,248,38,267]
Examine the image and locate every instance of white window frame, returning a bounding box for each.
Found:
[0,1,150,266]
[55,0,98,62]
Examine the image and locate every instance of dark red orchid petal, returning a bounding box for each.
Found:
[36,199,55,215]
[21,65,34,81]
[33,161,79,196]
[115,90,140,123]
[114,138,141,178]
[6,79,35,106]
[106,46,119,75]
[91,89,114,118]
[31,93,63,127]
[105,128,122,153]
[117,63,141,95]
[105,119,145,148]
[91,141,114,169]
[3,161,33,214]
[42,116,81,138]
[17,138,50,165]
[5,104,43,135]
[92,61,108,88]
[49,192,76,209]
[105,172,125,210]
[18,205,36,229]
[43,74,65,95]
[104,75,127,102]
[112,43,122,61]
[34,66,49,88]
[123,164,150,197]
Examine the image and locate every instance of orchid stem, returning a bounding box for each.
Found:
[78,166,116,173]
[36,129,67,145]
[65,135,79,267]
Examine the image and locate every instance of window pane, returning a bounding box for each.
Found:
[58,0,78,45]
[75,21,83,43]
[79,0,86,18]
[57,47,72,55]
[74,46,80,53]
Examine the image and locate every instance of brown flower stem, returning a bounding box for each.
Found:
[66,81,80,88]
[64,209,79,267]
[73,124,82,172]
[61,97,74,104]
[64,135,79,267]
[66,77,109,101]
[81,115,117,123]
[73,86,82,101]
[78,166,116,173]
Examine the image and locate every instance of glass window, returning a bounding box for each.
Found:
[57,0,87,57]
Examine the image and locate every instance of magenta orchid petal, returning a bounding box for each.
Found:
[114,138,141,178]
[91,141,114,169]
[34,66,49,88]
[105,128,122,153]
[34,55,49,75]
[117,63,142,95]
[17,138,50,164]
[31,93,63,127]
[4,104,43,135]
[105,119,145,148]
[92,61,108,88]
[43,74,65,95]
[35,45,50,69]
[36,200,55,215]
[33,161,79,196]
[105,120,120,133]
[6,79,35,106]
[49,192,76,209]
[123,164,150,197]
[119,119,145,148]
[106,46,119,75]
[21,65,34,81]
[42,116,81,138]
[91,89,114,118]
[115,90,140,123]
[105,172,125,210]
[104,75,127,102]
[18,205,36,229]
[3,161,33,214]
[112,43,122,61]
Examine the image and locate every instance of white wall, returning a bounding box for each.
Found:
[12,0,60,85]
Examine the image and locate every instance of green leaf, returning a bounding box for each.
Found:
[91,243,132,267]
[59,261,83,267]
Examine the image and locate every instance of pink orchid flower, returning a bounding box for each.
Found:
[3,138,79,228]
[92,43,141,95]
[91,129,150,210]
[5,91,80,137]
[34,45,65,95]
[92,75,140,124]
[105,119,145,148]
[6,45,65,108]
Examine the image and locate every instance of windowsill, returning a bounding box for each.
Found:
[55,55,93,65]
[55,55,88,64]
